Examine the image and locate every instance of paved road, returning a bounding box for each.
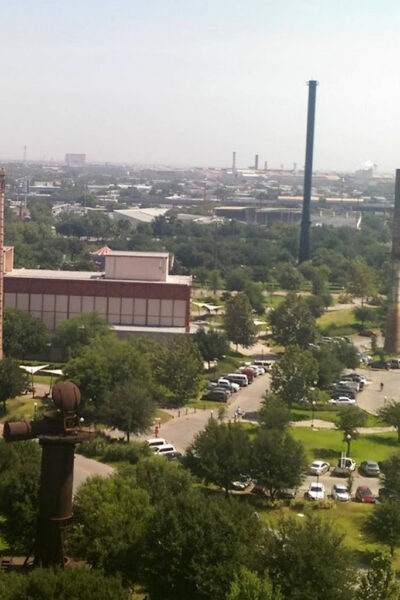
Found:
[159,373,270,453]
[74,454,114,493]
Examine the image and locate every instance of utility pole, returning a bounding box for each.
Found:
[0,169,5,360]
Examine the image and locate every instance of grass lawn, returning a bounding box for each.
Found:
[155,409,173,424]
[291,427,400,464]
[264,294,286,309]
[0,395,53,423]
[185,398,226,410]
[291,407,381,428]
[318,307,356,329]
[255,500,392,566]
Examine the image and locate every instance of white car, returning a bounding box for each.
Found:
[331,484,351,502]
[218,378,240,392]
[329,396,355,405]
[307,482,325,500]
[154,444,177,456]
[249,364,265,375]
[309,460,330,475]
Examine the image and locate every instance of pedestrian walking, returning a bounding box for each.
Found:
[380,382,384,392]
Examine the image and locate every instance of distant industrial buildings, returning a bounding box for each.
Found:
[65,154,86,168]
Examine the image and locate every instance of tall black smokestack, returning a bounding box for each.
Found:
[385,169,400,353]
[299,80,318,263]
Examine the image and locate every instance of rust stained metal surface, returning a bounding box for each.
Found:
[3,381,92,568]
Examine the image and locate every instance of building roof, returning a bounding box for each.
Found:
[113,208,169,222]
[92,245,112,256]
[6,268,191,285]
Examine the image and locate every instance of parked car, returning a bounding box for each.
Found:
[306,482,325,500]
[231,476,252,491]
[218,377,240,392]
[147,437,167,449]
[309,460,330,475]
[253,360,273,370]
[225,373,248,387]
[329,396,356,405]
[252,483,269,496]
[277,488,297,499]
[154,444,177,456]
[330,385,356,399]
[388,358,400,369]
[355,486,376,503]
[333,457,356,476]
[249,364,265,375]
[331,484,351,502]
[359,460,380,477]
[339,380,360,392]
[342,372,367,384]
[202,388,229,402]
[238,367,255,383]
[166,451,183,461]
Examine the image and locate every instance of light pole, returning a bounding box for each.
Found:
[33,402,38,420]
[311,400,316,428]
[346,433,352,456]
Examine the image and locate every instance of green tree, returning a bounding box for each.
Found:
[194,328,229,369]
[0,568,130,600]
[135,455,193,504]
[380,453,400,500]
[269,293,317,348]
[356,551,400,600]
[99,380,155,442]
[250,429,307,499]
[337,405,367,455]
[0,357,29,414]
[3,308,49,359]
[208,269,222,293]
[243,280,265,314]
[141,492,262,600]
[270,345,319,408]
[64,336,153,414]
[186,418,250,497]
[276,263,304,290]
[263,515,356,600]
[70,474,152,579]
[154,337,204,406]
[227,568,281,600]
[378,401,400,442]
[346,260,378,305]
[354,306,376,327]
[54,311,111,357]
[223,292,257,350]
[0,439,41,553]
[365,500,400,555]
[305,295,325,318]
[258,394,291,430]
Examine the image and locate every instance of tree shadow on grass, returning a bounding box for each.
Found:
[362,434,400,448]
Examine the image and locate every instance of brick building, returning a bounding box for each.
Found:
[4,250,191,336]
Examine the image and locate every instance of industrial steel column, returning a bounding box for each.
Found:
[385,170,400,353]
[299,80,318,264]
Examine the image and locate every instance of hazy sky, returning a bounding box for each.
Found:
[2,0,400,171]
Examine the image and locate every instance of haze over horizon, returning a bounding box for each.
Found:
[2,0,400,172]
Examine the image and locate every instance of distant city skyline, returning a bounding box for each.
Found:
[1,1,400,171]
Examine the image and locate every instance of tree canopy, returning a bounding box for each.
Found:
[270,345,319,407]
[3,307,49,359]
[269,293,317,348]
[223,292,257,349]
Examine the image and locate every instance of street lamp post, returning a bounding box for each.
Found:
[311,400,316,428]
[33,402,38,421]
[346,433,352,456]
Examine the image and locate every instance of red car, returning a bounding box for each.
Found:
[355,486,375,503]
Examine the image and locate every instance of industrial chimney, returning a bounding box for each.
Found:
[299,80,318,263]
[232,151,236,174]
[385,169,400,353]
[254,154,259,170]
